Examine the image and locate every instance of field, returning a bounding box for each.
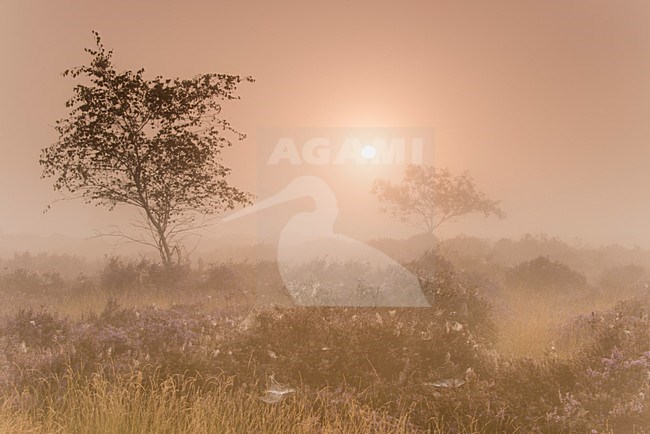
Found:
[1,235,649,433]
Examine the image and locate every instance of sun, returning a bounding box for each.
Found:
[360,145,377,160]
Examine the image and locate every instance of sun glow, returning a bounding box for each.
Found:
[361,145,377,160]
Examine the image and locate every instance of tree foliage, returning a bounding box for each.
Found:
[371,164,505,233]
[40,32,253,266]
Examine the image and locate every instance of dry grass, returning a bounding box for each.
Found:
[0,370,421,434]
[0,287,252,321]
[495,285,641,356]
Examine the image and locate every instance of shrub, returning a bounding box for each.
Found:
[407,249,497,342]
[599,263,647,294]
[100,256,191,293]
[506,255,588,291]
[2,307,69,350]
[216,306,495,394]
[0,269,46,296]
[199,262,243,294]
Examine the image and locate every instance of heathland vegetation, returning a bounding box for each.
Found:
[8,32,649,433]
[1,234,649,433]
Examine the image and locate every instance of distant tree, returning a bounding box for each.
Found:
[371,164,504,233]
[40,32,253,267]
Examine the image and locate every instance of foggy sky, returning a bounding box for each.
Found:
[2,0,650,249]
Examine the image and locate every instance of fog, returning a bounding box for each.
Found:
[4,4,650,431]
[3,0,650,252]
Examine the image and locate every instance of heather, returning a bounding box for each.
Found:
[0,240,649,432]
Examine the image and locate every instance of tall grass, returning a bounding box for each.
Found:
[0,369,420,433]
[495,284,643,356]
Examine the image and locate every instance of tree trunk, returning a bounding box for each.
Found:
[156,227,173,268]
[139,198,174,268]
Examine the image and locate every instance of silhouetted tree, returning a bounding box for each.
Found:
[40,32,253,267]
[371,164,504,233]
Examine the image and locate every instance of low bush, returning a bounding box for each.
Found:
[1,252,649,432]
[506,255,589,292]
